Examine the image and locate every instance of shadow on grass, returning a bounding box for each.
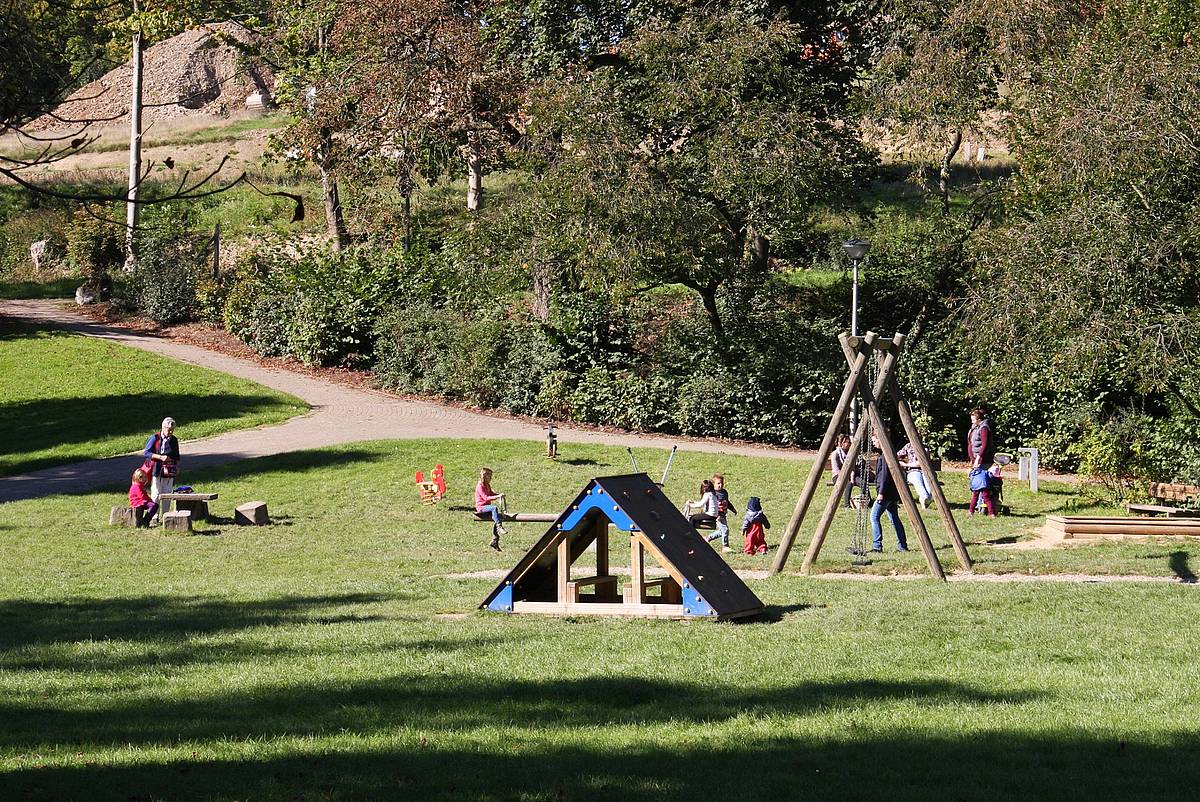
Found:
[0,592,403,652]
[1169,551,1197,583]
[3,685,1198,801]
[0,392,295,477]
[0,673,1039,752]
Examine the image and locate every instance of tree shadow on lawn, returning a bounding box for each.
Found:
[0,592,406,653]
[4,683,1199,801]
[0,673,1040,753]
[0,392,295,476]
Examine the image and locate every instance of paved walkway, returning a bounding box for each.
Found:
[0,300,814,503]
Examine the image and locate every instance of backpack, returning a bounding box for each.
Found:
[716,490,729,515]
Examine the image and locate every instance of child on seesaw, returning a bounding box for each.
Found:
[475,467,507,551]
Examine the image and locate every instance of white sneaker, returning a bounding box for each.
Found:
[497,524,508,536]
[722,546,732,553]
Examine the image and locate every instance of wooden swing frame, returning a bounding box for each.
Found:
[770,331,973,580]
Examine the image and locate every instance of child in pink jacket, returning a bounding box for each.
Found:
[129,468,157,528]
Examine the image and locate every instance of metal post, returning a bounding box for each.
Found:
[849,257,860,436]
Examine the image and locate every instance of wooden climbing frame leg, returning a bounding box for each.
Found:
[800,338,897,574]
[629,536,645,604]
[886,374,972,571]
[557,536,570,602]
[852,336,946,581]
[772,331,877,575]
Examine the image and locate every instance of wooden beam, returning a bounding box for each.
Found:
[855,335,947,581]
[883,370,972,571]
[595,518,609,577]
[772,331,877,575]
[557,535,570,603]
[799,335,899,574]
[629,535,645,604]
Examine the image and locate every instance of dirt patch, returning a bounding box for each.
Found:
[30,23,273,132]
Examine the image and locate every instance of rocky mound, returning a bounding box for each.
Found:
[31,22,274,131]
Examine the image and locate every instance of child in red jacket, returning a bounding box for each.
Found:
[741,496,770,555]
[129,468,157,528]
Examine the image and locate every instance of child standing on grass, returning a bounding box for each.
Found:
[475,468,507,551]
[741,496,770,555]
[129,468,156,528]
[710,473,737,553]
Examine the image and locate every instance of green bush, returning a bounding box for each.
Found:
[223,242,410,367]
[66,207,123,278]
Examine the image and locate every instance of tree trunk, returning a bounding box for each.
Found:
[466,130,483,211]
[748,229,770,273]
[123,10,143,271]
[697,282,724,340]
[938,128,963,215]
[317,127,349,252]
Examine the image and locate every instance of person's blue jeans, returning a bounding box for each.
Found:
[714,516,730,547]
[479,504,501,525]
[907,469,932,502]
[871,498,908,551]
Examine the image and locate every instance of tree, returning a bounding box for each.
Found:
[1,2,287,230]
[866,0,1086,212]
[516,7,873,338]
[961,8,1200,419]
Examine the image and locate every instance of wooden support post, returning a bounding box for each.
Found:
[772,331,877,575]
[854,336,946,581]
[800,335,898,574]
[630,535,645,604]
[886,373,972,571]
[557,535,570,603]
[595,519,609,576]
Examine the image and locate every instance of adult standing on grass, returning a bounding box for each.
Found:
[143,417,180,516]
[967,407,997,517]
[870,432,908,553]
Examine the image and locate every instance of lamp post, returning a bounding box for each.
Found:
[843,238,871,435]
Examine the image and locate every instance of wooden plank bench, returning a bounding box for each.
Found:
[1127,503,1200,518]
[157,492,217,523]
[567,575,619,602]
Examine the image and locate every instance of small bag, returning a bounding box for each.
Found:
[969,467,990,491]
[140,458,154,475]
[160,459,178,478]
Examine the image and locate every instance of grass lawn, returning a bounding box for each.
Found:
[0,276,79,300]
[2,438,1198,801]
[0,319,306,476]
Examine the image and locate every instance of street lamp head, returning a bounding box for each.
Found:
[842,239,871,262]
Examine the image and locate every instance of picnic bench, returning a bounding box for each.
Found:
[1127,482,1200,518]
[157,492,218,523]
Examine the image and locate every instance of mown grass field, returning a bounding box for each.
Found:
[2,438,1197,801]
[0,319,306,476]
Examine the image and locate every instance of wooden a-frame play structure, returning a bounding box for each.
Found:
[770,331,973,580]
[481,473,764,620]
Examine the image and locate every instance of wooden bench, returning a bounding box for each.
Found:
[1129,483,1200,518]
[157,492,217,523]
[567,575,619,602]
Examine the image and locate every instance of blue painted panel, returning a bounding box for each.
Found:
[681,584,716,618]
[559,490,638,532]
[488,583,514,613]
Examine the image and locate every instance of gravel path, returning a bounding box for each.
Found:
[0,299,814,503]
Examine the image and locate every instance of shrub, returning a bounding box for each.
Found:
[66,207,123,278]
